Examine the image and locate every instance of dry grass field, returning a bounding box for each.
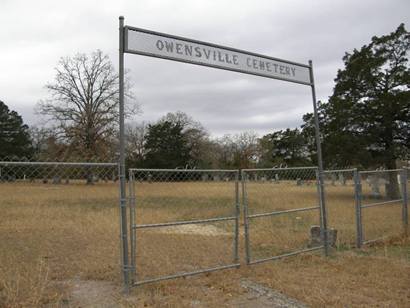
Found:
[0,179,409,307]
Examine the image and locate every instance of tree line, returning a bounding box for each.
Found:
[1,24,409,171]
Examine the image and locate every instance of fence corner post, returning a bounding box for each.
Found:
[354,169,363,248]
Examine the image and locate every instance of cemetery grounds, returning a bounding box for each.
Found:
[0,178,409,307]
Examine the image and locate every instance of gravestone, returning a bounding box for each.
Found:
[331,174,337,186]
[338,173,346,185]
[7,175,16,182]
[366,175,388,199]
[52,175,61,184]
[86,174,94,185]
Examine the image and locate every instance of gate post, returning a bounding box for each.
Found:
[315,168,328,254]
[401,169,408,235]
[119,16,130,291]
[128,171,137,283]
[234,171,240,265]
[309,61,328,256]
[242,170,251,264]
[354,169,363,248]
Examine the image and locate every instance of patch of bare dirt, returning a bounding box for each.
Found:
[158,224,230,236]
[58,277,306,307]
[58,278,125,307]
[229,279,307,307]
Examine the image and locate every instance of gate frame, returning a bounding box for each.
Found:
[242,166,325,265]
[355,168,408,246]
[128,168,241,286]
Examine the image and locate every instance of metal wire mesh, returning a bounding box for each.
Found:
[242,167,323,265]
[128,169,240,285]
[0,161,118,184]
[359,169,407,244]
[2,158,408,289]
[0,159,120,290]
[322,169,356,247]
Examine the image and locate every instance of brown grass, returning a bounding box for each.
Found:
[0,181,409,307]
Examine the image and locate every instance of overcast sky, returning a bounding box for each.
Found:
[1,0,409,137]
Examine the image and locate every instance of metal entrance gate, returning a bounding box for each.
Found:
[242,167,325,264]
[128,168,240,285]
[355,169,408,246]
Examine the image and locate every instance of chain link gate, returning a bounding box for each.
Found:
[355,169,408,246]
[128,169,240,285]
[242,167,326,265]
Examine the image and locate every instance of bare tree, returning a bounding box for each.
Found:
[126,122,147,167]
[214,131,260,169]
[233,131,260,169]
[37,50,138,160]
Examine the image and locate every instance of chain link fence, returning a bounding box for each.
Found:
[0,159,120,293]
[2,158,408,289]
[356,169,408,246]
[128,168,240,285]
[0,161,118,184]
[241,167,324,265]
[322,169,356,248]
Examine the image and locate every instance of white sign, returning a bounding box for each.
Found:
[125,27,311,85]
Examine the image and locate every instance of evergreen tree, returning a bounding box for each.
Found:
[303,24,410,197]
[144,121,191,168]
[260,128,311,167]
[0,100,33,159]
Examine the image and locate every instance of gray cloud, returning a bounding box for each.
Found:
[1,0,409,137]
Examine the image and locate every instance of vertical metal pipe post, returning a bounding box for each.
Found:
[354,169,363,248]
[119,16,130,290]
[309,60,328,256]
[128,171,136,283]
[315,168,324,231]
[242,171,251,264]
[234,171,240,264]
[401,169,408,235]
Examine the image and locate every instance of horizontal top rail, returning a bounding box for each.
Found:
[323,168,356,173]
[129,168,238,173]
[360,169,403,174]
[242,166,318,172]
[0,161,117,167]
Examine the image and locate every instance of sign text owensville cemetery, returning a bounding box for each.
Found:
[125,27,311,85]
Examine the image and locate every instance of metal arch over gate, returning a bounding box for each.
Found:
[118,16,328,290]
